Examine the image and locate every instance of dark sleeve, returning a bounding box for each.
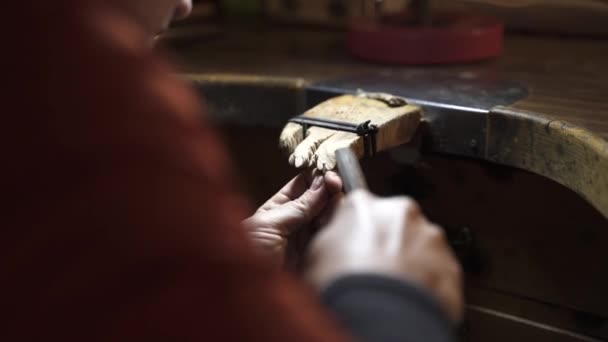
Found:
[322,275,455,342]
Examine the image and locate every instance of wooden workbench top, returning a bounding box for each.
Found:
[166,27,608,217]
[171,27,608,134]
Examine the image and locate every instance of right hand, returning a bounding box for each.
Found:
[305,190,464,323]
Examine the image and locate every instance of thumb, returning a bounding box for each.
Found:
[278,175,328,233]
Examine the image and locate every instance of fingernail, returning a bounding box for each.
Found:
[312,175,324,190]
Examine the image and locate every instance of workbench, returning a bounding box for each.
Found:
[166,26,608,341]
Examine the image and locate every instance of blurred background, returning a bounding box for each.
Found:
[158,1,608,341]
[168,0,608,36]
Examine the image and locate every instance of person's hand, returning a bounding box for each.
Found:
[242,169,343,266]
[305,190,464,323]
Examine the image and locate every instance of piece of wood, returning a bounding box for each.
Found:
[487,108,608,220]
[279,93,421,171]
[176,26,608,143]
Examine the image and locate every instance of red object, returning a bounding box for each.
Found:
[347,11,504,65]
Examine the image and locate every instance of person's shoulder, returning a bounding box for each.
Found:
[4,0,208,160]
[28,0,202,127]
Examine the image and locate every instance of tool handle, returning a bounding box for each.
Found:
[335,148,368,193]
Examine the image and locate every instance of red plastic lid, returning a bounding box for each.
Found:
[347,11,504,65]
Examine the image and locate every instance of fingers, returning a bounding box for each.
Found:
[253,173,329,236]
[304,191,465,324]
[247,227,287,253]
[324,171,343,195]
[278,174,328,232]
[250,170,345,260]
[259,169,321,210]
[314,192,344,228]
[260,168,343,212]
[249,230,287,267]
[313,172,344,228]
[246,170,343,267]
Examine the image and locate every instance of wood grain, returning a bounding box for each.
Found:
[174,28,608,217]
[174,29,608,139]
[487,107,608,218]
[279,94,421,171]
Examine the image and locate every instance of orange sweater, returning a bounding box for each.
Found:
[0,1,346,340]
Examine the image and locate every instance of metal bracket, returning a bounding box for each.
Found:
[287,116,379,158]
[288,92,406,158]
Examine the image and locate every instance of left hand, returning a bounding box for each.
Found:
[242,169,342,266]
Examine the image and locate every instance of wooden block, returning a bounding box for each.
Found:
[279,93,421,171]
